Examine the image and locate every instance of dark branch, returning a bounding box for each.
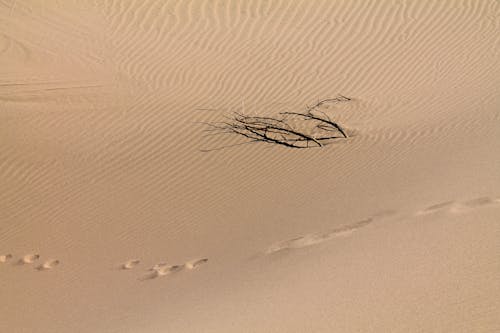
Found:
[201,96,351,150]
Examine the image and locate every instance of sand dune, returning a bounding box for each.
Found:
[1,0,500,332]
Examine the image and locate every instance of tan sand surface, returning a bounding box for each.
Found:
[1,0,500,332]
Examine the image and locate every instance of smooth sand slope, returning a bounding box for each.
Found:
[1,0,500,332]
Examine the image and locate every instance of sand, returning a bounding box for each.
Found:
[1,0,500,332]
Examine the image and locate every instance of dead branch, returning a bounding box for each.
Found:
[203,96,350,150]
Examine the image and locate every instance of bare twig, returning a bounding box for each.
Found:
[202,96,350,150]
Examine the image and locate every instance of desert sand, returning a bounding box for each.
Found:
[1,0,500,332]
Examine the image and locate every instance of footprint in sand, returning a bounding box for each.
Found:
[462,197,500,208]
[140,264,184,280]
[267,217,375,254]
[267,234,329,254]
[120,259,141,270]
[157,264,183,275]
[266,196,499,255]
[451,196,500,214]
[36,259,60,271]
[18,254,40,265]
[185,258,208,270]
[148,262,168,271]
[417,196,500,216]
[0,254,13,263]
[416,201,455,216]
[139,258,209,280]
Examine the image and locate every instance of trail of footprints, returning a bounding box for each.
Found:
[119,258,209,281]
[1,252,207,282]
[0,253,60,270]
[416,196,500,216]
[267,196,500,254]
[2,196,498,277]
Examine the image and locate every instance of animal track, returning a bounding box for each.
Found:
[462,197,499,208]
[120,259,140,270]
[36,259,60,271]
[19,254,40,264]
[2,196,496,278]
[267,218,374,254]
[0,254,13,263]
[138,258,209,281]
[417,201,455,215]
[267,196,500,255]
[140,264,184,281]
[185,258,208,270]
[416,196,500,216]
[1,253,60,271]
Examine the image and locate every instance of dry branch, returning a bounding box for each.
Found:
[203,96,350,150]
